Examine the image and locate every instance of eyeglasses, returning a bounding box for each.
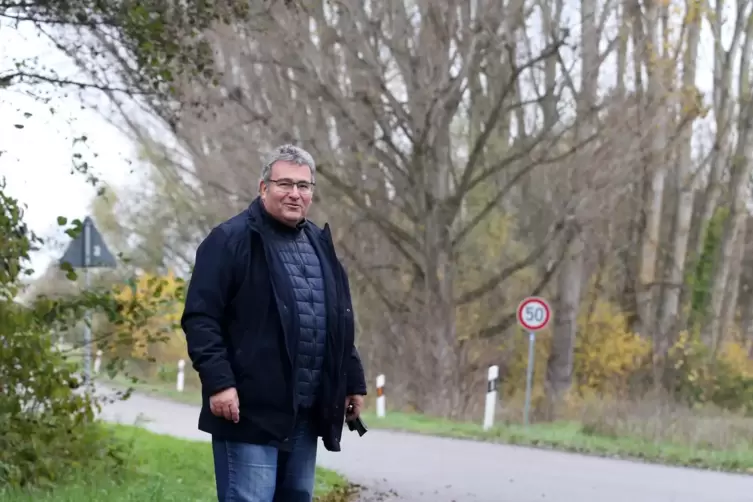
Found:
[267,179,315,194]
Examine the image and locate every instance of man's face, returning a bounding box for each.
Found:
[259,160,314,226]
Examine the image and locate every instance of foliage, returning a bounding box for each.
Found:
[666,331,753,414]
[0,307,129,488]
[0,179,37,295]
[0,0,248,492]
[499,299,650,408]
[499,295,753,417]
[104,270,186,369]
[0,181,183,489]
[569,297,753,414]
[2,0,250,95]
[574,299,652,396]
[0,184,115,488]
[687,207,728,330]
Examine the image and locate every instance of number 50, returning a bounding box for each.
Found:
[525,305,545,323]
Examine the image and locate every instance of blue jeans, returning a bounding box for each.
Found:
[212,414,318,502]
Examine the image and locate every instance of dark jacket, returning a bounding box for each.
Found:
[181,197,367,452]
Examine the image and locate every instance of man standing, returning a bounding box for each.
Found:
[181,144,367,502]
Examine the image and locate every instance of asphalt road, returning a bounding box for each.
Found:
[95,386,753,502]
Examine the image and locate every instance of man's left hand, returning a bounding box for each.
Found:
[344,394,364,421]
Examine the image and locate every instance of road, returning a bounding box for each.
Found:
[96,387,753,502]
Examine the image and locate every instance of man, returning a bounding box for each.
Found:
[181,144,368,502]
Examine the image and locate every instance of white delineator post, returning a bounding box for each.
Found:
[483,365,499,430]
[93,350,103,375]
[376,374,386,418]
[177,359,185,392]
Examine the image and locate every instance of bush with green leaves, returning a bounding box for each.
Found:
[664,331,753,415]
[0,181,181,489]
[0,302,129,488]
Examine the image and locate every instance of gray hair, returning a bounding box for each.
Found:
[260,144,316,184]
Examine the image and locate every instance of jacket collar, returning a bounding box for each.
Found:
[246,196,336,251]
[247,196,307,234]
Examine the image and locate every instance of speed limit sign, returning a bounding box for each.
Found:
[517,297,551,331]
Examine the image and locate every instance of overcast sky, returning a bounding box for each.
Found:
[0,22,143,279]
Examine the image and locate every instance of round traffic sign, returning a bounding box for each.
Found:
[517,297,551,331]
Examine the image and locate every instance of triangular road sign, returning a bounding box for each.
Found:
[59,216,117,269]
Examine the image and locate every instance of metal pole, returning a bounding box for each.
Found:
[523,331,536,426]
[83,219,92,385]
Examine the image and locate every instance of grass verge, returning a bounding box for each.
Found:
[357,410,753,474]
[98,375,753,475]
[1,423,353,502]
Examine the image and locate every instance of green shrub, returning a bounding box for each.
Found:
[666,332,753,414]
[0,180,178,491]
[0,184,126,488]
[0,323,129,488]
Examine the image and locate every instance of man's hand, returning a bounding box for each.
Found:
[344,394,364,422]
[210,387,240,423]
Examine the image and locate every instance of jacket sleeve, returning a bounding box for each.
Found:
[346,345,368,396]
[340,262,368,396]
[181,226,236,396]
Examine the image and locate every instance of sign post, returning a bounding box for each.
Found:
[59,216,117,385]
[517,296,551,426]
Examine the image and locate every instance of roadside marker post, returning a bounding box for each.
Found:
[376,374,386,418]
[517,296,552,426]
[483,364,499,430]
[177,359,185,392]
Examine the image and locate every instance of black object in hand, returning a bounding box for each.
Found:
[347,404,368,436]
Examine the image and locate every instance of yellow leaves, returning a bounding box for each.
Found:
[115,270,184,303]
[677,84,708,119]
[683,0,706,24]
[574,299,651,395]
[107,270,185,362]
[666,330,753,410]
[718,340,753,379]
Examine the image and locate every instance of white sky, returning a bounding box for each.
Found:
[0,5,738,279]
[0,22,144,279]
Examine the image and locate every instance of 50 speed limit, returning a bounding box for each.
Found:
[517,297,551,331]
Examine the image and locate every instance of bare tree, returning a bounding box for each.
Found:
[655,0,703,379]
[89,0,589,415]
[63,0,753,418]
[702,9,753,351]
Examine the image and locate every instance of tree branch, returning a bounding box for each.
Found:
[456,216,567,305]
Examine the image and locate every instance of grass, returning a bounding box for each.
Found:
[98,373,753,475]
[1,424,353,502]
[358,410,753,473]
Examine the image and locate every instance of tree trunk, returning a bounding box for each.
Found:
[635,0,668,344]
[655,1,700,372]
[702,18,753,351]
[544,0,596,414]
[719,219,747,352]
